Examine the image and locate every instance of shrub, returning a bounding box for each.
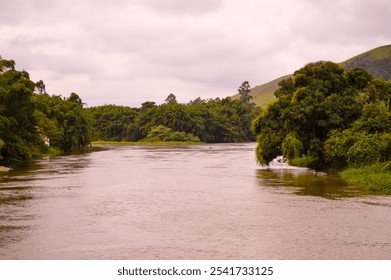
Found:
[347,133,381,167]
[143,125,201,142]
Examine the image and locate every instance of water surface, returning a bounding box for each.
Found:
[0,143,390,259]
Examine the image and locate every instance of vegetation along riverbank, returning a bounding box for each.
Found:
[0,56,258,162]
[340,163,391,195]
[252,60,391,195]
[2,45,391,194]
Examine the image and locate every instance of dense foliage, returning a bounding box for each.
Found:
[0,57,90,160]
[143,125,201,143]
[85,105,138,141]
[33,92,90,154]
[86,96,260,143]
[1,56,259,161]
[252,61,391,170]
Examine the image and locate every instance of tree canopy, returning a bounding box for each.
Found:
[0,57,90,160]
[86,94,260,144]
[1,56,260,161]
[252,61,391,169]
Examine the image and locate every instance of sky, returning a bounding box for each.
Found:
[1,0,390,107]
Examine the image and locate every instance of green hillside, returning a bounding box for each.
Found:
[341,44,391,80]
[237,44,391,108]
[232,74,291,108]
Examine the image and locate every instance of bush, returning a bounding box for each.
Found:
[381,161,391,171]
[143,125,201,143]
[379,133,391,162]
[347,133,381,167]
[289,155,319,168]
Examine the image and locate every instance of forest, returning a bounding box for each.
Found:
[0,57,259,161]
[2,56,391,193]
[86,92,259,144]
[252,61,391,193]
[0,58,90,160]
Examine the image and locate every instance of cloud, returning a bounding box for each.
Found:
[1,0,390,107]
[135,0,223,15]
[291,0,391,44]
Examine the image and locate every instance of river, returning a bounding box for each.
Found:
[0,143,390,259]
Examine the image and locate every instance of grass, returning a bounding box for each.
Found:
[341,45,391,65]
[366,45,391,60]
[32,146,62,158]
[91,140,205,146]
[339,162,391,195]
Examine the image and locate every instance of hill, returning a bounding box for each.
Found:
[341,44,391,80]
[236,44,391,108]
[232,74,291,108]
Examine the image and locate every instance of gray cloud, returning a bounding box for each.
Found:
[135,0,223,15]
[291,0,391,44]
[1,0,390,107]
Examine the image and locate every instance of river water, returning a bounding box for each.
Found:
[0,143,390,259]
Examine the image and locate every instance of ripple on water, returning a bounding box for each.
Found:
[0,143,390,259]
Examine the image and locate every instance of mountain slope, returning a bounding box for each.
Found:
[232,74,291,108]
[341,44,391,80]
[237,44,391,108]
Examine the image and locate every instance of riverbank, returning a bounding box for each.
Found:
[91,140,205,146]
[288,158,391,195]
[339,162,391,195]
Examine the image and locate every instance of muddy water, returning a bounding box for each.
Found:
[0,143,390,259]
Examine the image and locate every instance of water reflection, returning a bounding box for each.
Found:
[256,168,363,198]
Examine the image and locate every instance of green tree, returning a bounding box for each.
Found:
[33,92,91,154]
[0,57,41,159]
[254,61,391,169]
[324,102,391,168]
[165,93,177,104]
[86,105,138,141]
[34,80,47,94]
[347,133,381,167]
[189,97,206,105]
[352,102,391,134]
[141,101,156,110]
[253,62,368,167]
[143,125,200,142]
[282,133,303,161]
[238,81,254,106]
[127,97,258,144]
[58,93,90,153]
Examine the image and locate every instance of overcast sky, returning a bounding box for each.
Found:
[1,0,390,107]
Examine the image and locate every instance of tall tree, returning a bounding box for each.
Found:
[165,93,177,104]
[238,81,254,106]
[0,57,39,159]
[34,80,47,94]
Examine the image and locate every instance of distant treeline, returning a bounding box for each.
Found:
[86,95,259,144]
[0,56,259,161]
